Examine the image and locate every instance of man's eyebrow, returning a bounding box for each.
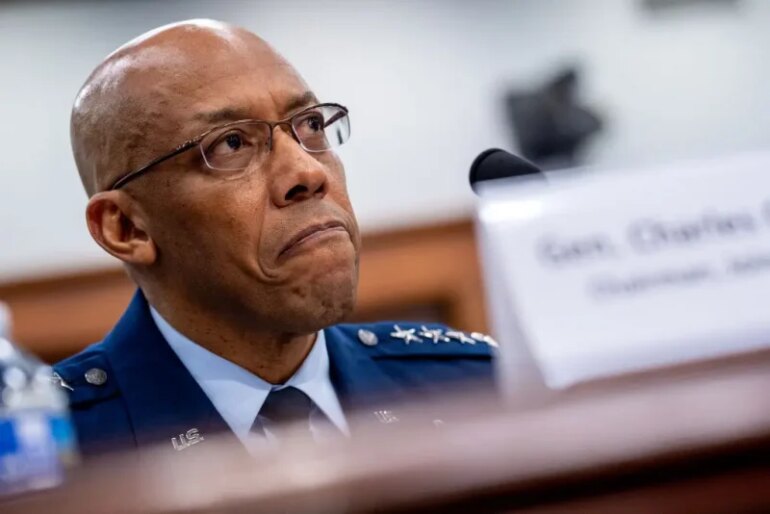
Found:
[192,92,319,125]
[282,91,319,115]
[193,107,252,125]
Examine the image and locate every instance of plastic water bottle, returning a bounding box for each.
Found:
[0,303,9,340]
[0,336,78,496]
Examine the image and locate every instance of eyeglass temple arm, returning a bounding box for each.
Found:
[323,109,348,129]
[109,140,199,190]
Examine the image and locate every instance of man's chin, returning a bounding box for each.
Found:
[281,297,356,334]
[266,267,358,334]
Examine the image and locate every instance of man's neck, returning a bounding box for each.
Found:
[147,295,316,385]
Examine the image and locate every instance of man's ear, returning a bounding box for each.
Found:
[86,191,157,266]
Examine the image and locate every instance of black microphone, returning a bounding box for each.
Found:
[469,149,542,193]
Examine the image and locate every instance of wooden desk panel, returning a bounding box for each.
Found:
[5,352,769,514]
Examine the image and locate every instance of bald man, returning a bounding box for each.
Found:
[53,20,496,457]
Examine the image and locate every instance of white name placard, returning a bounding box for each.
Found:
[477,152,770,390]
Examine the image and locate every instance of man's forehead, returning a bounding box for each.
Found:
[177,63,315,136]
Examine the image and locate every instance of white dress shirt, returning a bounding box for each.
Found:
[149,307,349,446]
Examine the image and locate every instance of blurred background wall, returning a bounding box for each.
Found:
[2,0,770,280]
[1,0,769,359]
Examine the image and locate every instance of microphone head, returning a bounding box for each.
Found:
[469,148,542,193]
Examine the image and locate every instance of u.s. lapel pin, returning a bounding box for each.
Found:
[171,428,205,451]
[373,410,400,424]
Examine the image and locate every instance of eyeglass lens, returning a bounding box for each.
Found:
[200,104,350,171]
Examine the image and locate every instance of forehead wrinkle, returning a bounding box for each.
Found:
[143,49,303,132]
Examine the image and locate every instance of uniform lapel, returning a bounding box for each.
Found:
[324,325,411,433]
[102,291,235,454]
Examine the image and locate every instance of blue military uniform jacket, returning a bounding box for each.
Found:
[53,291,496,457]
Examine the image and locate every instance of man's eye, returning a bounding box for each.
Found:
[211,132,248,155]
[303,115,324,132]
[224,133,243,149]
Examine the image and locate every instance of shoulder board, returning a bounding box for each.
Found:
[332,321,497,358]
[52,347,120,406]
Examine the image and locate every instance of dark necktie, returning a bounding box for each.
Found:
[254,386,315,441]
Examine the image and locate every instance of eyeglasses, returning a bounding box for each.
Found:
[108,103,350,190]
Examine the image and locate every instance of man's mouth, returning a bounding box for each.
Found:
[278,220,348,259]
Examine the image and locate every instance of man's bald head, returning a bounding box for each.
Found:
[71,19,291,196]
[76,19,359,345]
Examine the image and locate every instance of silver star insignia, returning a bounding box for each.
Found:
[390,325,423,344]
[471,332,499,348]
[445,330,476,344]
[419,326,450,344]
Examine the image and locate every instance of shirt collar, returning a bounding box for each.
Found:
[149,307,348,443]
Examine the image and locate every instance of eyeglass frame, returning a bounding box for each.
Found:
[107,102,349,191]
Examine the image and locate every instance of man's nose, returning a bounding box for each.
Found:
[266,128,328,207]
